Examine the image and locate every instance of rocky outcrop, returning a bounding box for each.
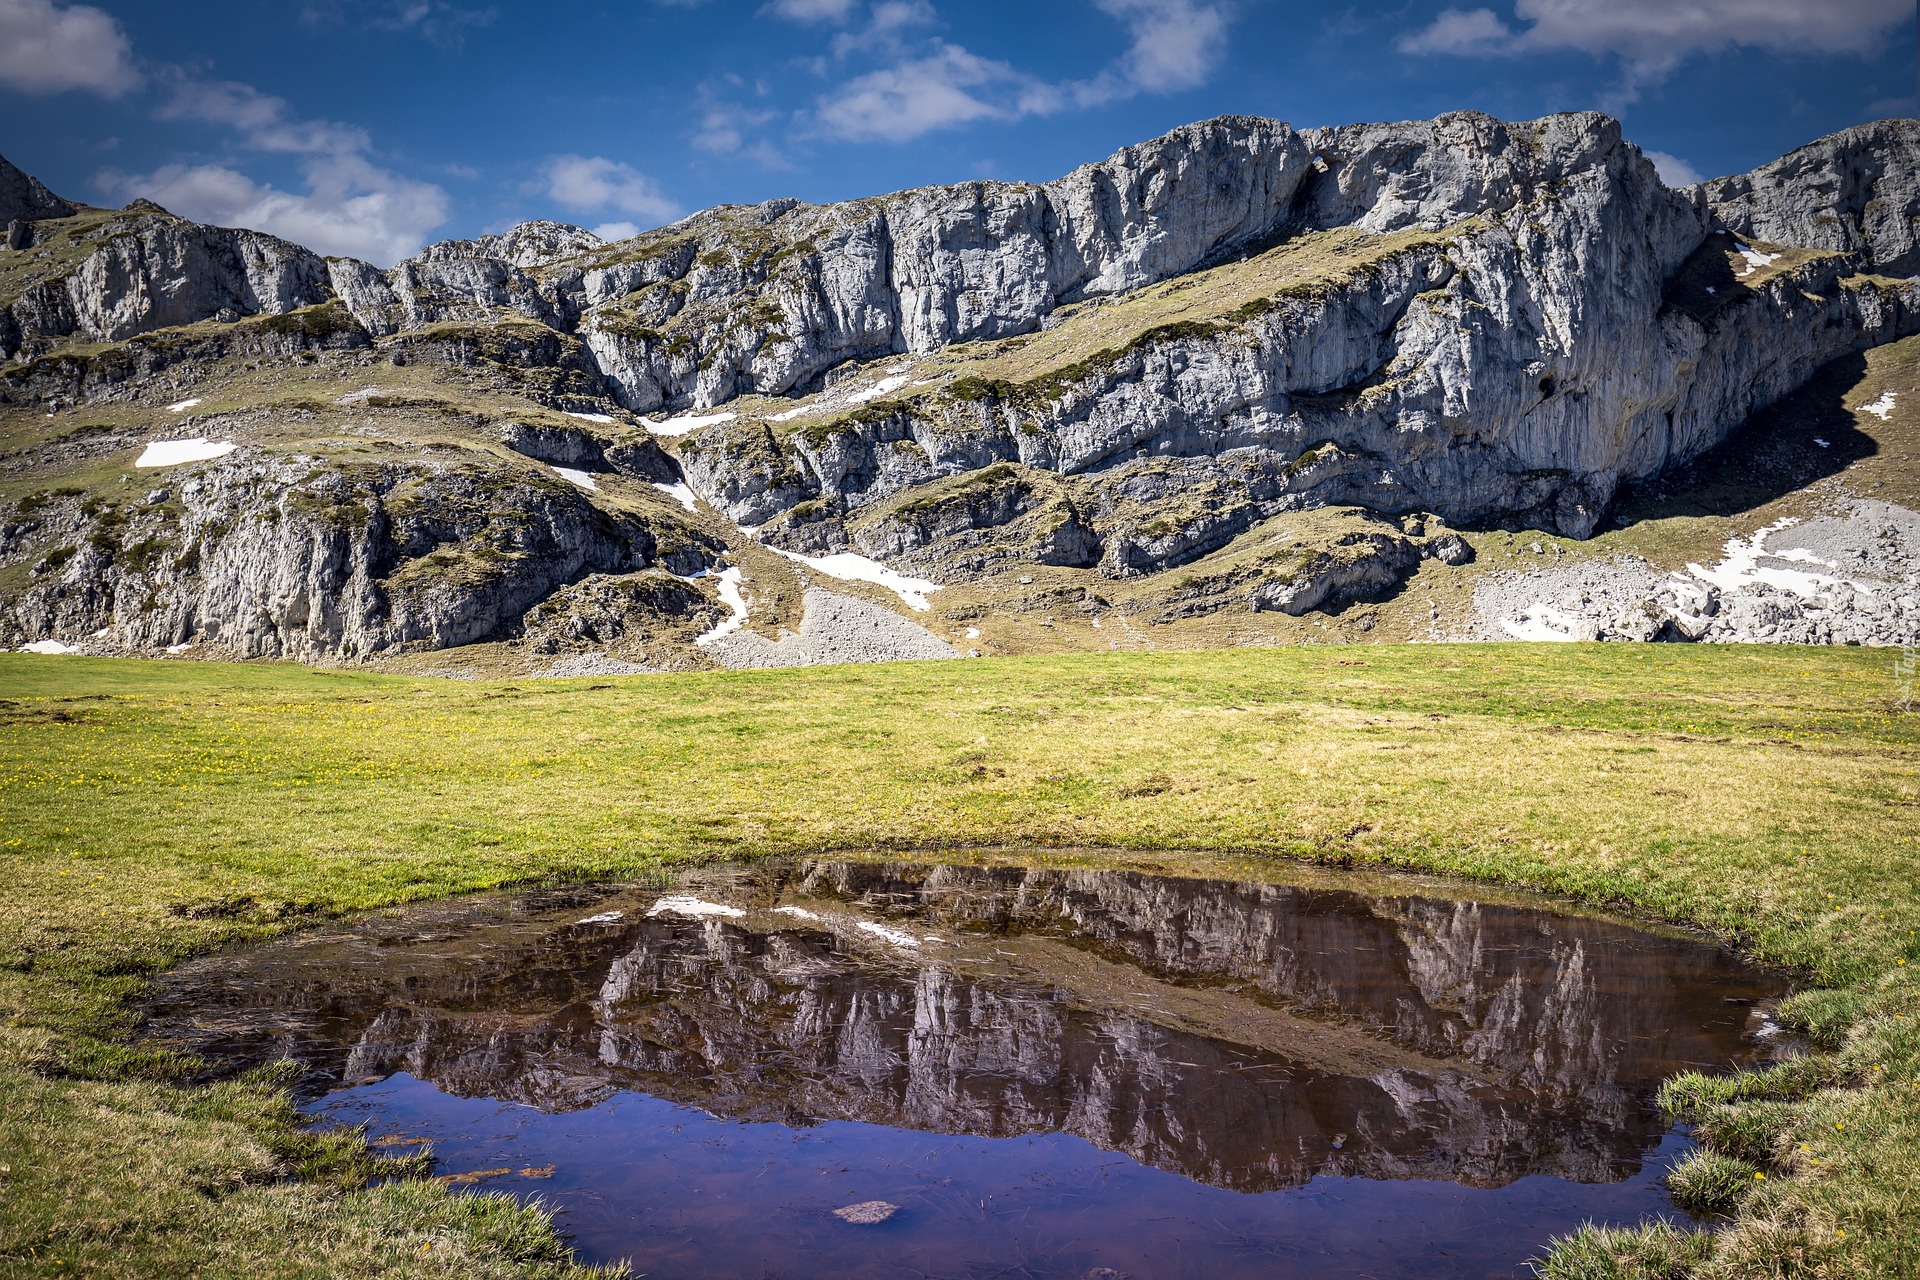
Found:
[1698,118,1920,278]
[0,155,74,224]
[0,450,723,660]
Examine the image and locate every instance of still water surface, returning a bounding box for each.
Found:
[147,858,1793,1279]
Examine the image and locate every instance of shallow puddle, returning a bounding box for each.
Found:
[146,856,1794,1279]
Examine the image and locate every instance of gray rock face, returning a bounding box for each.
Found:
[2,212,334,353]
[1698,118,1920,277]
[419,221,603,270]
[4,116,1919,663]
[669,113,1919,546]
[0,452,722,660]
[0,155,74,224]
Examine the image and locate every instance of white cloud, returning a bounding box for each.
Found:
[98,153,450,265]
[1399,1,1912,98]
[103,71,450,264]
[0,0,141,97]
[693,101,778,153]
[543,155,681,223]
[813,0,1228,143]
[592,220,641,241]
[816,43,1058,143]
[1087,0,1227,96]
[158,75,370,155]
[768,0,856,18]
[1396,6,1514,56]
[1644,149,1702,186]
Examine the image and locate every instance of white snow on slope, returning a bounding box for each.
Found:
[166,398,201,413]
[646,411,735,436]
[1733,241,1780,276]
[694,567,749,646]
[768,370,912,421]
[20,640,79,655]
[1686,518,1839,599]
[846,373,910,404]
[653,482,699,512]
[767,548,941,611]
[856,920,922,948]
[565,412,615,424]
[1862,392,1898,421]
[136,438,235,468]
[646,896,744,920]
[773,905,824,922]
[553,466,599,491]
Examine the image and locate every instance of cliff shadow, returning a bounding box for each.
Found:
[1609,349,1876,526]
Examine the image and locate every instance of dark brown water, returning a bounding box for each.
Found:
[146,858,1794,1279]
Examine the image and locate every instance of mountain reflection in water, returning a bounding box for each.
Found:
[147,860,1791,1278]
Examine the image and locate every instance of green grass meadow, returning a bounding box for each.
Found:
[2,644,1918,1277]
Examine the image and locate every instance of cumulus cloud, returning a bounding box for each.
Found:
[591,220,641,241]
[543,155,681,224]
[103,72,451,264]
[1399,0,1912,99]
[813,0,1228,142]
[99,154,450,264]
[0,0,142,97]
[1084,0,1227,97]
[817,44,1059,143]
[1644,150,1703,186]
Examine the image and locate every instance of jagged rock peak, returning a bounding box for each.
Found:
[413,220,604,269]
[0,155,76,224]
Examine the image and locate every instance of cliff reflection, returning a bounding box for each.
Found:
[148,860,1786,1194]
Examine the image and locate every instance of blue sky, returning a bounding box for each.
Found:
[2,0,1914,264]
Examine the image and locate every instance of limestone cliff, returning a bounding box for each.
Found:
[2,111,1916,664]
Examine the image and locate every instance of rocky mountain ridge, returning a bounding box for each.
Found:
[1,112,1917,667]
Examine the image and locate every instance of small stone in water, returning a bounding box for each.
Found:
[832,1200,899,1224]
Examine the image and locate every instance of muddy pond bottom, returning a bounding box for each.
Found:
[147,857,1795,1279]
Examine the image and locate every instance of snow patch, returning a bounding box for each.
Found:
[565,412,615,424]
[653,482,699,513]
[645,896,744,920]
[694,567,749,646]
[336,387,384,405]
[1686,518,1841,599]
[768,548,941,612]
[166,643,192,655]
[964,627,980,639]
[136,438,235,468]
[646,411,735,436]
[846,373,909,404]
[855,920,922,948]
[20,640,79,655]
[1862,392,1897,421]
[165,398,201,413]
[576,911,625,925]
[1733,241,1780,277]
[553,466,599,491]
[1813,437,1831,448]
[773,905,824,922]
